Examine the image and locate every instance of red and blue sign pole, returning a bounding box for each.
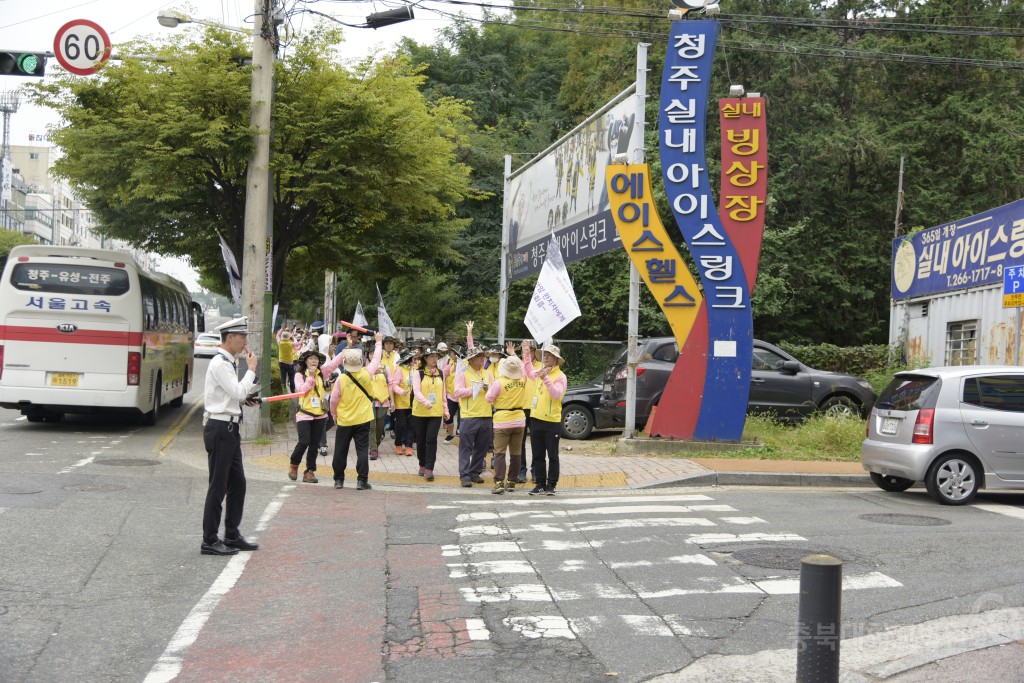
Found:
[658,19,753,442]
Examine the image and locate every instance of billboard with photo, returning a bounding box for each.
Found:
[505,93,644,281]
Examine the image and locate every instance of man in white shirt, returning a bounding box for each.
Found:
[201,317,260,556]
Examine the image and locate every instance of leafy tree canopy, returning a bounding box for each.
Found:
[29,26,478,306]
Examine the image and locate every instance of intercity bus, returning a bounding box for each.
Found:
[0,245,205,424]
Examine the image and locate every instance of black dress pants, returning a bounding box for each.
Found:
[529,418,561,488]
[290,418,326,471]
[333,421,371,482]
[203,419,246,544]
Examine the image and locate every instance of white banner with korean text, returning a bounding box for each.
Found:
[524,235,582,345]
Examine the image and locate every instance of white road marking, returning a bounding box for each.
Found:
[609,554,717,569]
[573,518,717,531]
[974,503,1024,521]
[442,541,521,556]
[620,615,676,636]
[448,560,536,578]
[719,517,767,525]
[504,615,576,639]
[143,485,292,683]
[465,618,490,641]
[452,494,716,506]
[460,585,581,602]
[753,571,902,595]
[541,539,605,550]
[686,532,806,544]
[58,455,95,474]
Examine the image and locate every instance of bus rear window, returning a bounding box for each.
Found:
[10,263,130,296]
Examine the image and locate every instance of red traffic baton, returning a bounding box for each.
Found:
[338,320,375,334]
[261,391,305,403]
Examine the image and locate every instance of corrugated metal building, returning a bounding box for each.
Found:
[890,199,1024,367]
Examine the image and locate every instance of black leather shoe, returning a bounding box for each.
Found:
[334,479,344,489]
[470,475,485,484]
[201,540,239,556]
[356,480,372,490]
[224,536,259,551]
[461,479,473,488]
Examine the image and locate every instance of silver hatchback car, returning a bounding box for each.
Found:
[862,366,1024,505]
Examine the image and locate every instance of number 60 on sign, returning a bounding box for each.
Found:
[53,19,112,76]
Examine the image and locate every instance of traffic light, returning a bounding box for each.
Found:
[365,7,414,28]
[0,52,47,77]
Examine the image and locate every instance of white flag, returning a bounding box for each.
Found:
[353,301,369,329]
[524,235,581,346]
[1,157,12,203]
[217,233,242,308]
[376,285,397,337]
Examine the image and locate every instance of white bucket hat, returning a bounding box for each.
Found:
[341,348,365,373]
[541,344,565,365]
[499,356,524,379]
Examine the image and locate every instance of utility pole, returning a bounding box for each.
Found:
[241,0,276,438]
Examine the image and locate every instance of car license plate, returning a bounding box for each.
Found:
[880,417,898,435]
[603,383,612,393]
[50,372,79,387]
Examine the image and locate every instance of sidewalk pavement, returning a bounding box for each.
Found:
[241,419,870,490]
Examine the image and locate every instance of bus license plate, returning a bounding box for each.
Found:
[51,372,79,387]
[880,417,899,435]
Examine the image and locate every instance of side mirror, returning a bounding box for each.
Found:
[780,360,801,375]
[191,302,206,333]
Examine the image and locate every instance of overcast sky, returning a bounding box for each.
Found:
[1,0,480,289]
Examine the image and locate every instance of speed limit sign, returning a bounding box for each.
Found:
[53,20,112,76]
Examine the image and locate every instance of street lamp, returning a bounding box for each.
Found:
[159,3,277,437]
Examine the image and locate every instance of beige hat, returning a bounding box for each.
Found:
[341,348,365,373]
[541,344,565,365]
[280,331,292,340]
[498,356,524,379]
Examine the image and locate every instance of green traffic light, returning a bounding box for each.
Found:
[17,53,38,74]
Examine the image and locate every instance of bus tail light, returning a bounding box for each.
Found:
[127,352,141,386]
[0,345,4,379]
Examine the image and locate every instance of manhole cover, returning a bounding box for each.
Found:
[93,458,161,467]
[859,513,950,527]
[0,487,43,495]
[62,484,127,492]
[731,547,845,570]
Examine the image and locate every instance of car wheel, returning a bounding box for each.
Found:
[869,472,914,492]
[820,395,859,418]
[561,404,594,440]
[925,453,979,505]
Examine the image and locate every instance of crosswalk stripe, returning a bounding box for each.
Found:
[686,532,807,544]
[441,494,716,507]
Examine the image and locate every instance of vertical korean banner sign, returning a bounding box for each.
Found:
[660,20,753,441]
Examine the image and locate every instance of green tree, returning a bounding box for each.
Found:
[30,26,476,306]
[0,229,38,272]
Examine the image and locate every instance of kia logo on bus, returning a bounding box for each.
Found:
[56,323,78,334]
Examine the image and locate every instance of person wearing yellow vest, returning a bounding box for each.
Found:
[485,355,527,494]
[276,325,298,393]
[440,342,462,442]
[324,331,383,490]
[452,345,492,487]
[516,341,543,484]
[289,349,331,484]
[389,351,416,456]
[411,347,449,481]
[368,357,392,461]
[522,341,568,495]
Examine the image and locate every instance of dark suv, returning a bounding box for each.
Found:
[595,337,876,430]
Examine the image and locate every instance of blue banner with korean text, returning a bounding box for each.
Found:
[659,19,752,442]
[891,198,1024,300]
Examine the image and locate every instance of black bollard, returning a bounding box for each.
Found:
[796,554,843,683]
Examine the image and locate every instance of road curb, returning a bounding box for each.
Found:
[638,471,873,488]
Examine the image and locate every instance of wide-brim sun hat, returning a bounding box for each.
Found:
[422,346,440,357]
[298,349,326,365]
[397,351,415,365]
[541,344,565,365]
[487,345,507,358]
[464,346,486,362]
[341,348,365,372]
[498,356,524,379]
[437,342,449,353]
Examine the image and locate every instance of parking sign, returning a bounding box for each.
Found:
[1003,266,1024,308]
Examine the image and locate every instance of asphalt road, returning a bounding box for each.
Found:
[2,361,1024,682]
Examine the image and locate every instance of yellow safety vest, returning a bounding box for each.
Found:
[532,366,565,423]
[393,368,412,410]
[297,373,326,416]
[412,370,445,418]
[279,340,296,364]
[370,371,390,403]
[381,350,398,373]
[521,361,542,409]
[444,360,457,395]
[335,370,374,426]
[493,377,527,423]
[460,366,492,419]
